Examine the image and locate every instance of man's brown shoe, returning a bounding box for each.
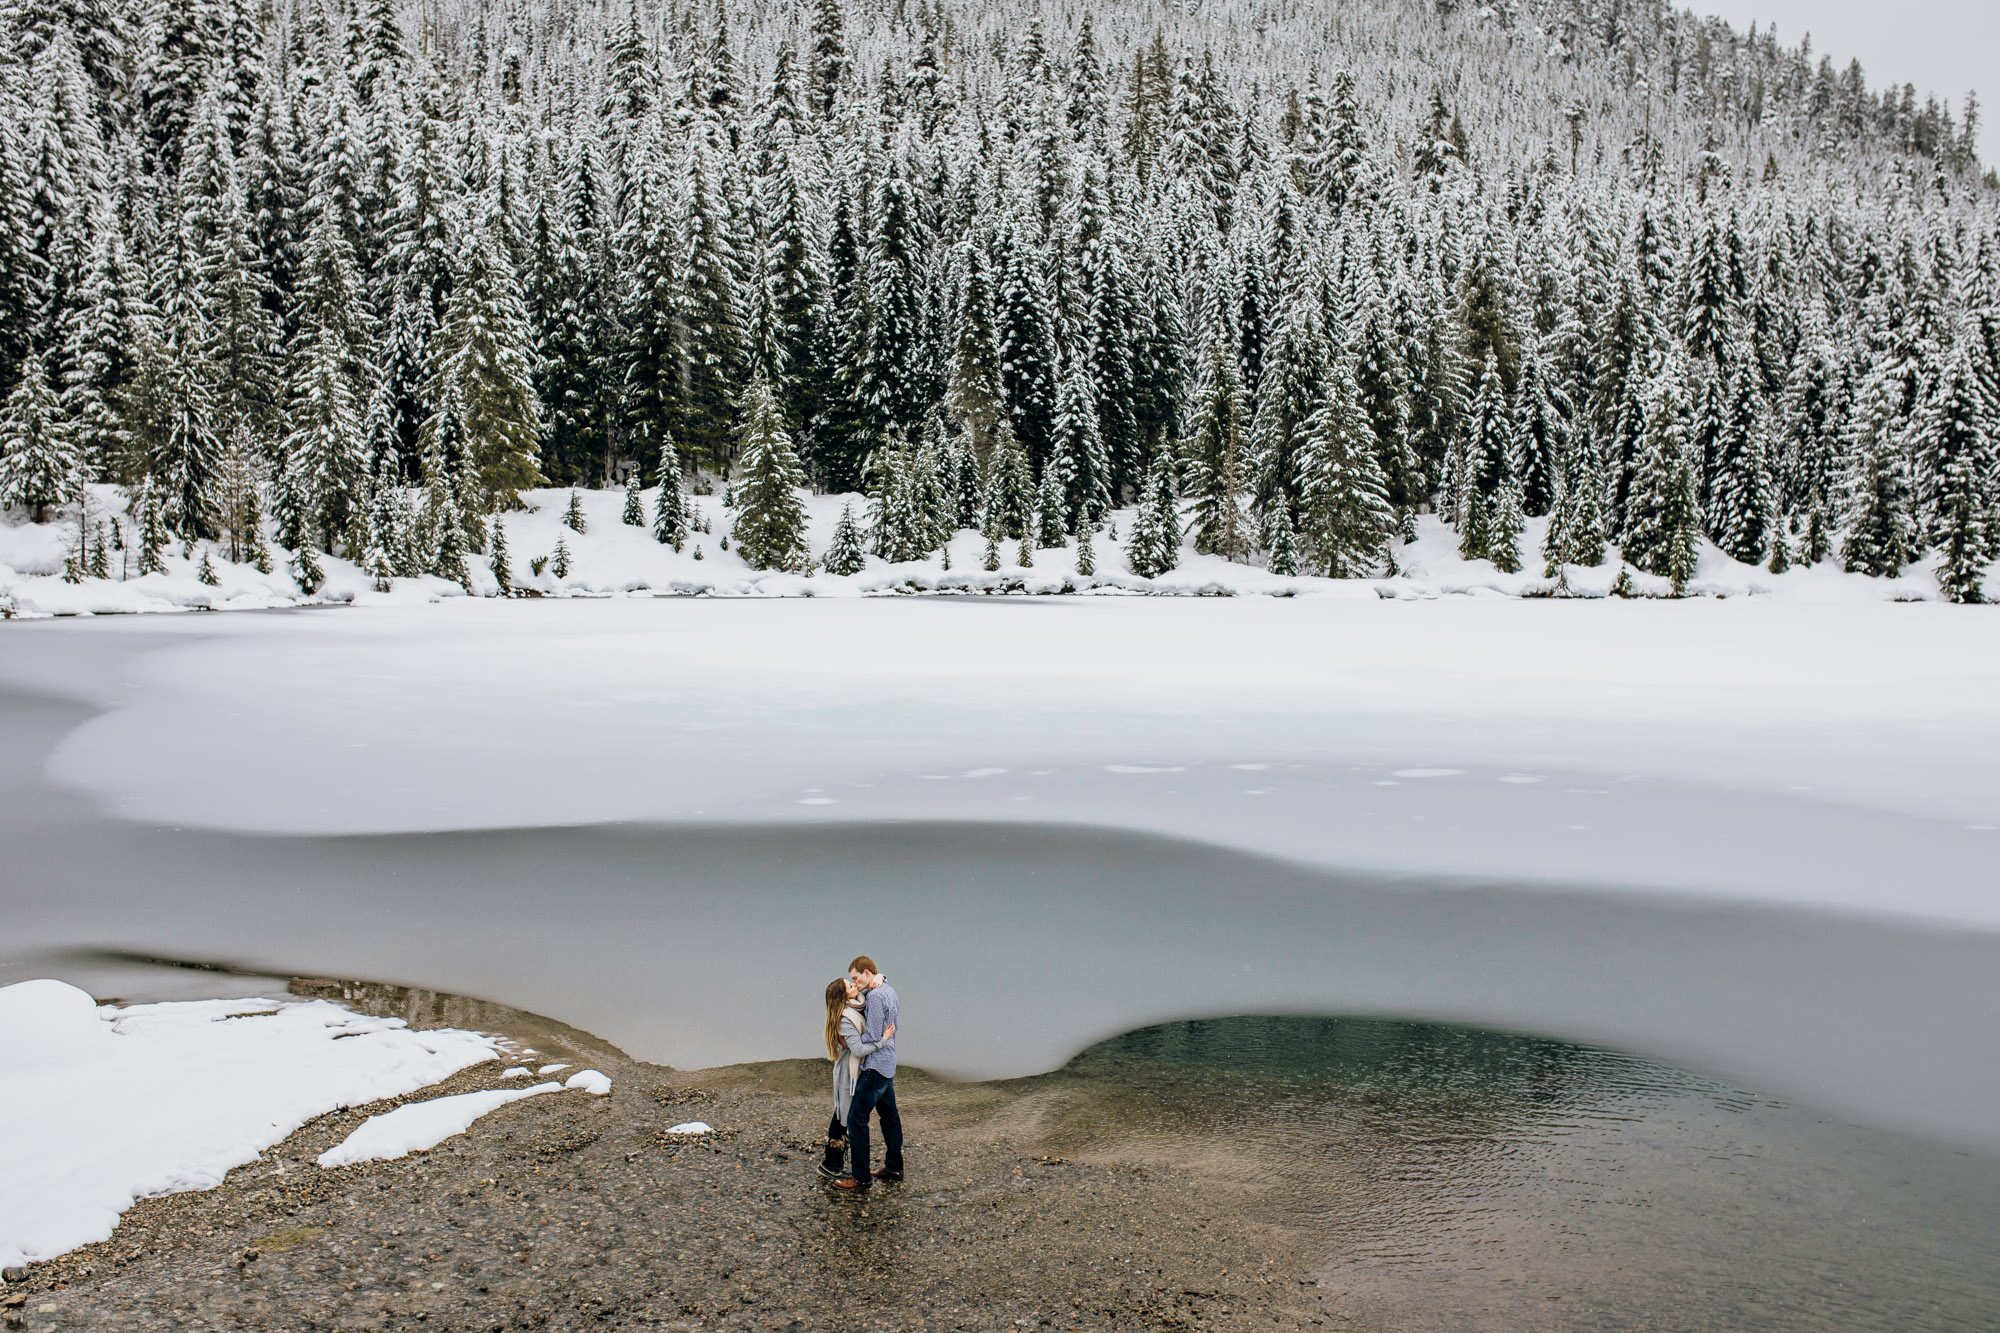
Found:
[830,1177,868,1190]
[871,1169,903,1182]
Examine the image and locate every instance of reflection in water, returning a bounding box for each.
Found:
[1037,1017,2000,1332]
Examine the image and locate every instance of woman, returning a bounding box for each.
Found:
[820,976,893,1180]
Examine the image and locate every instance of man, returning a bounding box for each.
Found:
[833,955,902,1190]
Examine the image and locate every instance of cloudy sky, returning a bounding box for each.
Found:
[1697,1,1998,165]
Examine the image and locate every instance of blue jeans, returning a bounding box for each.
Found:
[845,1070,902,1182]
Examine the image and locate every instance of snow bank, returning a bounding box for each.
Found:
[2,484,1985,618]
[664,1122,713,1135]
[0,980,499,1270]
[317,1082,562,1168]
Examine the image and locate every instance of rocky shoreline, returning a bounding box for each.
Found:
[3,981,1333,1332]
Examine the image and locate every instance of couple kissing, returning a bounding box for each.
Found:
[820,955,901,1191]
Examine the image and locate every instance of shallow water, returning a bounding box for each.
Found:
[1042,1017,2000,1331]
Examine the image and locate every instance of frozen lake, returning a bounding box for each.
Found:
[3,597,2000,1156]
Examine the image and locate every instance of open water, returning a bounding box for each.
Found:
[1042,1016,2000,1331]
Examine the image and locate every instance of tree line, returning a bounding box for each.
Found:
[0,0,1994,597]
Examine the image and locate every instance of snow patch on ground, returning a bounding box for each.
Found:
[0,979,500,1270]
[564,1069,613,1096]
[317,1083,563,1168]
[2,485,1987,618]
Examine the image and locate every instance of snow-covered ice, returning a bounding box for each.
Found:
[664,1122,713,1136]
[565,1069,613,1096]
[0,980,499,1270]
[317,1082,563,1168]
[24,594,2000,925]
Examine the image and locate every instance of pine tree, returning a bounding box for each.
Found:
[1184,335,1250,561]
[730,374,811,572]
[676,127,747,471]
[489,515,512,594]
[985,420,1035,539]
[652,433,690,550]
[1126,450,1182,578]
[1050,356,1111,530]
[563,490,588,534]
[1509,342,1568,517]
[426,213,542,510]
[996,222,1058,473]
[1625,355,1703,592]
[1488,476,1526,575]
[290,535,324,593]
[1456,355,1513,562]
[946,239,1003,449]
[1708,356,1774,565]
[213,421,268,567]
[132,475,170,575]
[1034,462,1067,548]
[551,535,572,579]
[808,0,851,118]
[622,469,645,525]
[1841,369,1916,578]
[0,348,82,521]
[981,508,1003,571]
[1074,522,1096,576]
[1297,359,1395,578]
[425,442,470,588]
[1265,497,1300,576]
[823,500,866,575]
[1544,433,1608,573]
[1248,289,1330,523]
[1911,344,1995,602]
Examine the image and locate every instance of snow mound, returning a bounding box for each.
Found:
[664,1121,713,1135]
[0,980,499,1270]
[317,1082,562,1168]
[564,1069,612,1096]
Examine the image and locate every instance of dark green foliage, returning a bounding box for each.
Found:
[730,374,811,572]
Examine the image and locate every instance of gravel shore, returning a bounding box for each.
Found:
[3,981,1332,1332]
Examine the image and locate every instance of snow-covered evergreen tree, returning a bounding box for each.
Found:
[1184,335,1249,561]
[1841,369,1917,578]
[425,213,541,510]
[0,348,81,521]
[1296,358,1394,578]
[652,431,689,550]
[1122,449,1177,578]
[622,469,645,526]
[730,373,811,572]
[823,500,866,575]
[1625,353,1703,592]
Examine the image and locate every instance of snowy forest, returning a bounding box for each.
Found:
[0,0,1997,602]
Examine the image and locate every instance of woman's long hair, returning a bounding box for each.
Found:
[824,979,849,1061]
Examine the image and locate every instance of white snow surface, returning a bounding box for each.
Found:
[0,980,500,1270]
[1,484,1990,619]
[24,592,2000,928]
[317,1082,562,1168]
[564,1069,613,1096]
[664,1122,713,1135]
